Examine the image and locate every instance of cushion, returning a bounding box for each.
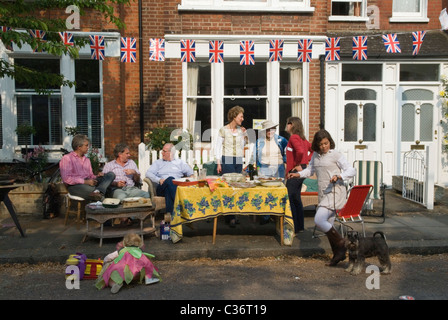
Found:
[303,178,318,192]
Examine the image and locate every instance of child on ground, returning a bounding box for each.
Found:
[95,233,161,293]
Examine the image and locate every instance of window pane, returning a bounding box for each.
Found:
[401,103,415,141]
[393,0,420,13]
[279,98,298,138]
[280,65,302,96]
[224,98,266,131]
[75,60,100,93]
[420,103,432,142]
[332,1,362,16]
[16,97,32,145]
[49,97,62,145]
[14,59,60,90]
[344,103,358,141]
[76,97,102,148]
[402,89,433,101]
[198,64,211,96]
[400,64,439,82]
[193,98,212,138]
[363,103,376,141]
[342,64,382,81]
[345,89,376,100]
[224,62,266,96]
[32,96,50,145]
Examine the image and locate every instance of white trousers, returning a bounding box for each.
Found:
[314,206,336,233]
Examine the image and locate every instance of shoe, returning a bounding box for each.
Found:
[229,219,236,228]
[111,283,123,294]
[145,277,160,285]
[88,191,103,201]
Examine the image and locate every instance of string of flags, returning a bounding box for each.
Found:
[0,28,428,63]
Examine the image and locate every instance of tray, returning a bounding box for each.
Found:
[122,197,152,208]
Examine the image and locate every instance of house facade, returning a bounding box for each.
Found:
[1,0,448,187]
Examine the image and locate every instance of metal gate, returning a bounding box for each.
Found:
[402,150,426,205]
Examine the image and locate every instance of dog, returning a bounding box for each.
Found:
[345,231,391,275]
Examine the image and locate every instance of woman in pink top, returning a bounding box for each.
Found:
[284,117,313,234]
[60,134,115,201]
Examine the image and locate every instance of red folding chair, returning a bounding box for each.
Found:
[336,184,373,237]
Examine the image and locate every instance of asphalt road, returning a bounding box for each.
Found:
[1,253,447,306]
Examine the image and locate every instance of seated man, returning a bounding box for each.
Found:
[145,143,193,215]
[60,134,115,201]
[102,143,149,200]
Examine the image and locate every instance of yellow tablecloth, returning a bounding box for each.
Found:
[170,185,295,245]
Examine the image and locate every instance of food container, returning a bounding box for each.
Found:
[102,198,120,208]
[222,173,246,182]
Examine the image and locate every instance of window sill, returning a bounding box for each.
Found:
[328,16,369,22]
[389,17,429,23]
[177,5,315,13]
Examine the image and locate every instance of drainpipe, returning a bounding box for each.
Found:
[139,0,144,142]
[319,55,325,129]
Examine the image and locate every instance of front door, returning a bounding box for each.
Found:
[338,87,382,164]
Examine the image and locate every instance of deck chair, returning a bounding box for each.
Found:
[353,160,386,223]
[336,184,373,237]
[312,184,372,238]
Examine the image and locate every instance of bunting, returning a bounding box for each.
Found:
[269,39,283,62]
[297,39,312,63]
[180,39,196,63]
[240,40,255,65]
[59,32,74,47]
[325,37,341,61]
[412,31,426,56]
[382,33,401,53]
[149,38,165,61]
[352,36,368,61]
[29,29,47,52]
[120,37,136,63]
[89,35,105,60]
[209,40,224,63]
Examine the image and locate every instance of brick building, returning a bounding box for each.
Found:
[1,0,448,186]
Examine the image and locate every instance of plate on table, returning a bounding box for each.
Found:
[123,197,142,202]
[172,178,198,186]
[102,198,120,208]
[260,181,283,187]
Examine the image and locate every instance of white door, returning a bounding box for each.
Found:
[399,87,439,180]
[338,87,383,164]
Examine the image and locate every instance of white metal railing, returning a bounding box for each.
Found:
[138,142,254,191]
[402,146,434,209]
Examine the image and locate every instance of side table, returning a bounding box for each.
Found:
[83,205,156,247]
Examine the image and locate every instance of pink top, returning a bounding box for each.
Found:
[59,151,96,185]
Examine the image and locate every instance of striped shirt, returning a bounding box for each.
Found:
[102,159,140,187]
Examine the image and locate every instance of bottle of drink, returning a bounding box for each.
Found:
[248,163,254,180]
[193,161,199,180]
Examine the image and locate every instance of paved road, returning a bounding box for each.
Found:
[1,253,447,304]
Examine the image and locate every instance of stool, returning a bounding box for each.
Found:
[65,193,86,225]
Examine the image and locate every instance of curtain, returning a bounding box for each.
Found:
[187,64,198,134]
[289,65,302,118]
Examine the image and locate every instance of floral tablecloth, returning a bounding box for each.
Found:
[170,185,294,245]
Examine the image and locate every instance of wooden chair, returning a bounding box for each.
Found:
[65,193,86,225]
[143,177,166,217]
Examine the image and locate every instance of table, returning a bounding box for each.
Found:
[170,185,295,245]
[0,184,27,237]
[83,205,156,247]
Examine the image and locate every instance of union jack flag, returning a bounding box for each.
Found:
[325,37,341,61]
[1,26,13,51]
[149,38,165,61]
[58,32,74,47]
[89,35,105,60]
[297,39,313,63]
[240,40,255,65]
[352,36,368,61]
[382,33,401,54]
[269,39,284,62]
[29,29,47,52]
[209,40,224,63]
[412,31,426,56]
[120,37,137,63]
[180,39,196,63]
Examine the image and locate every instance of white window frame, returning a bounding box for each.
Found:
[178,0,314,13]
[328,0,368,22]
[389,0,429,23]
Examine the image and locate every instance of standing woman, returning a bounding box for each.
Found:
[289,129,356,266]
[284,117,313,234]
[215,105,247,227]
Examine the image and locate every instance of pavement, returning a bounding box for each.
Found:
[1,189,448,264]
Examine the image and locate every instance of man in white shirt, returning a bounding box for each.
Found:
[145,143,193,215]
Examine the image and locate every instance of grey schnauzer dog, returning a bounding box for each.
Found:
[345,231,391,275]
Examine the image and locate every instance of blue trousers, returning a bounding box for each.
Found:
[156,176,177,215]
